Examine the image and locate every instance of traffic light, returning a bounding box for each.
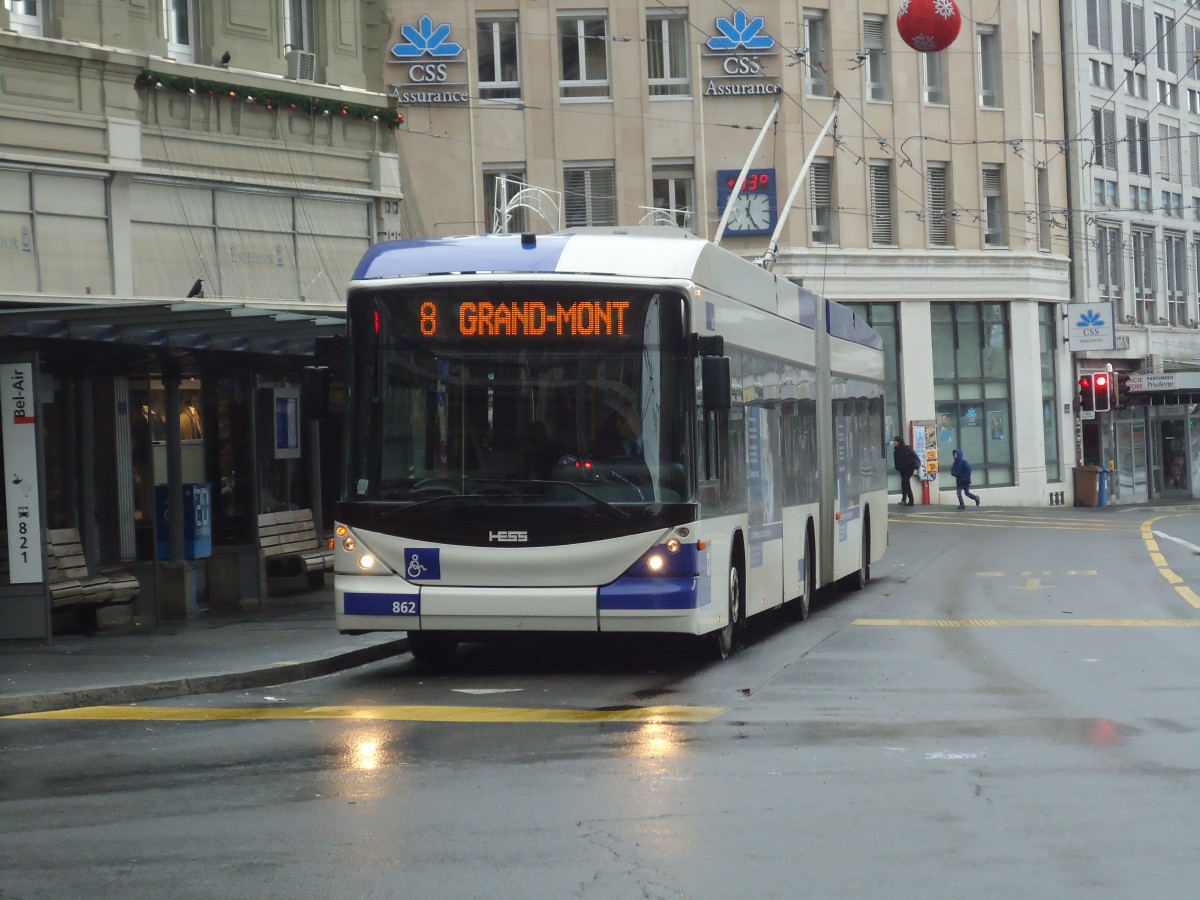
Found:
[1093,370,1111,411]
[1077,373,1094,412]
[1115,372,1132,408]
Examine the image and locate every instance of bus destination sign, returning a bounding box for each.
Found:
[419,300,631,338]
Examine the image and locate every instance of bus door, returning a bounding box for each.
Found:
[746,403,784,610]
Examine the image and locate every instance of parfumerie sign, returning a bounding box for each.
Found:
[1,361,43,583]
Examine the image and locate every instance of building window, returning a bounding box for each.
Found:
[650,163,694,230]
[1122,0,1145,61]
[478,14,521,100]
[1160,122,1182,181]
[559,14,609,99]
[932,302,1013,487]
[1091,59,1114,88]
[563,164,616,226]
[843,303,902,479]
[803,10,830,97]
[978,25,1001,107]
[1038,305,1061,483]
[1157,79,1180,108]
[164,0,195,63]
[1092,108,1118,169]
[484,169,529,234]
[863,15,889,101]
[1155,12,1177,72]
[1191,132,1200,187]
[1131,227,1156,323]
[809,158,834,244]
[1031,32,1045,114]
[927,162,951,247]
[1096,222,1123,306]
[4,0,42,35]
[1036,167,1051,251]
[1087,0,1113,51]
[647,12,689,97]
[982,164,1005,247]
[1126,69,1147,98]
[868,161,894,246]
[1126,115,1149,174]
[283,0,313,52]
[1094,178,1118,206]
[1187,23,1200,78]
[923,48,945,104]
[1165,232,1188,325]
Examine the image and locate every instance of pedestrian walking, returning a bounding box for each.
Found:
[892,436,921,506]
[950,448,980,509]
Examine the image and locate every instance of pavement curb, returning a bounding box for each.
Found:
[0,637,409,717]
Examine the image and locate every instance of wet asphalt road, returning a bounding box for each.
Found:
[1,506,1198,899]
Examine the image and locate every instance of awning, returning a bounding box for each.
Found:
[0,300,345,358]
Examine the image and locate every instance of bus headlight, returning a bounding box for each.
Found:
[625,542,698,578]
[357,553,377,570]
[342,535,357,552]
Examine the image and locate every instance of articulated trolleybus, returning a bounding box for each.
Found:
[333,227,887,662]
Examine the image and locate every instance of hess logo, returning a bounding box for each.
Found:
[489,530,528,543]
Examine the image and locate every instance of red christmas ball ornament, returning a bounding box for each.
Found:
[896,0,962,53]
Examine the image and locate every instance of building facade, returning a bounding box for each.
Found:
[389,0,1074,506]
[1064,0,1200,502]
[0,0,404,637]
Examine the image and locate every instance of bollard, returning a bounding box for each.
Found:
[1098,469,1108,507]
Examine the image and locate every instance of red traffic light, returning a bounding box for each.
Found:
[1077,374,1094,412]
[1093,372,1111,411]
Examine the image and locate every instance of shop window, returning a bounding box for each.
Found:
[932,302,1013,487]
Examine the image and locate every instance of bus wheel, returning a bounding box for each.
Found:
[843,519,871,591]
[710,565,740,660]
[407,632,459,668]
[792,529,816,621]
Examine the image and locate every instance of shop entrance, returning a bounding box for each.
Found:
[1150,407,1195,498]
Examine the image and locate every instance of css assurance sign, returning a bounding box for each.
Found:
[1067,301,1115,351]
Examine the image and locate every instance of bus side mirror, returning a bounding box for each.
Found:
[302,365,331,419]
[702,357,731,411]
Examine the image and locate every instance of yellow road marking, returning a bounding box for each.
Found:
[1176,586,1200,609]
[855,618,1200,627]
[3,704,726,723]
[1015,578,1051,591]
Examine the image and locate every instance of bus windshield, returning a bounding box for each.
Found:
[343,283,693,510]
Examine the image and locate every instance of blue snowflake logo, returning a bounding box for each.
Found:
[707,9,775,51]
[1076,308,1106,328]
[391,15,462,59]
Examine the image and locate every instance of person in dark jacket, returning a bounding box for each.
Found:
[950,448,980,509]
[892,436,920,506]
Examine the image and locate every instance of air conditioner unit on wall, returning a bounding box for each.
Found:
[286,49,317,82]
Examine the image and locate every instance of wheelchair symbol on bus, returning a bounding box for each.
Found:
[403,547,441,580]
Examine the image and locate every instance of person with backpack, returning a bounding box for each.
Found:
[950,448,980,509]
[892,436,921,506]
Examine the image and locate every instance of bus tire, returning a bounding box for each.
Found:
[843,512,871,591]
[794,524,816,620]
[407,631,459,668]
[710,559,742,660]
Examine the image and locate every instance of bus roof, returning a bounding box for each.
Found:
[351,228,881,351]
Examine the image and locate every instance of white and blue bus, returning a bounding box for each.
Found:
[332,227,887,662]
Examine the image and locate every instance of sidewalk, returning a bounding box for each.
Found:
[0,586,408,717]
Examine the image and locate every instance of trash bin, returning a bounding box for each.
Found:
[1073,465,1101,507]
